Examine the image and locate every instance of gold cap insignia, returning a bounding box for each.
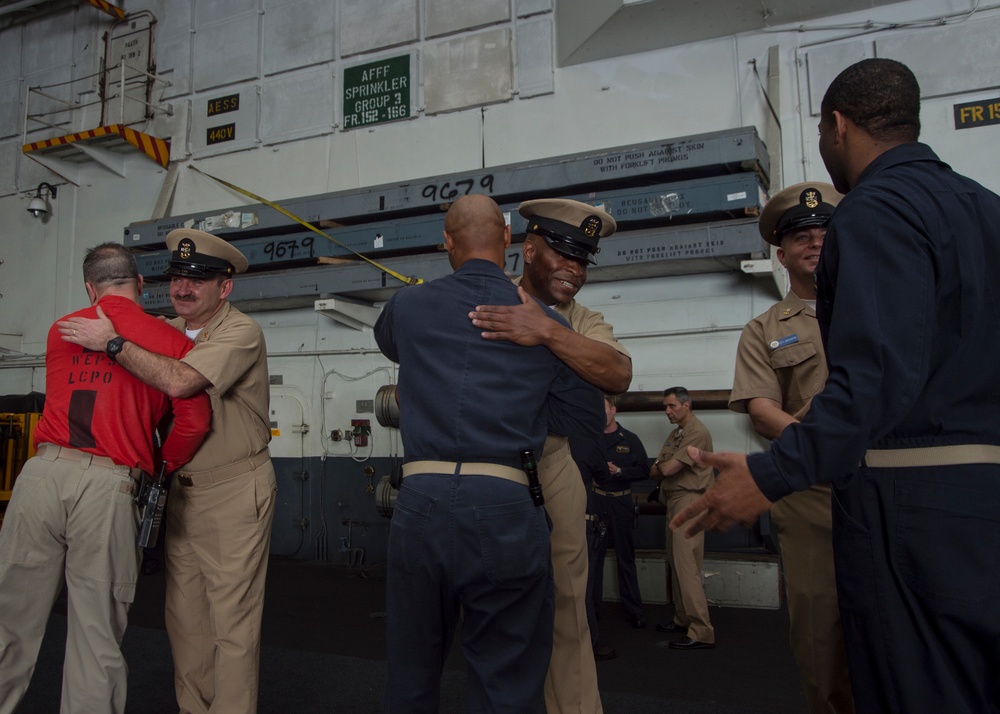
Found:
[178,238,194,260]
[582,216,602,238]
[803,189,820,209]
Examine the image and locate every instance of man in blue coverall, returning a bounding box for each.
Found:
[375,194,604,713]
[593,394,648,630]
[672,58,1000,713]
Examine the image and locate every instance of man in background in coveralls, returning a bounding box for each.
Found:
[568,429,618,662]
[469,197,632,714]
[0,243,210,714]
[729,181,854,713]
[375,194,604,713]
[593,394,648,630]
[60,230,275,714]
[673,58,1000,713]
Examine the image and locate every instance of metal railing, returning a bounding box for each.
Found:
[22,59,172,144]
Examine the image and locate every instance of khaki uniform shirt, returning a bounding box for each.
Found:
[656,414,714,499]
[171,301,271,472]
[554,299,630,361]
[729,292,828,420]
[543,297,631,458]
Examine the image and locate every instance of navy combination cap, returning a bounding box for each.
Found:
[758,182,843,246]
[519,198,616,265]
[164,228,249,277]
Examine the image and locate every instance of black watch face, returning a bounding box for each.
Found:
[107,337,125,357]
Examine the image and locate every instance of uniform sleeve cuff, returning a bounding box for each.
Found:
[747,451,795,503]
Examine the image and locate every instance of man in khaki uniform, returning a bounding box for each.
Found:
[729,183,854,713]
[62,229,276,714]
[651,387,714,649]
[469,198,632,713]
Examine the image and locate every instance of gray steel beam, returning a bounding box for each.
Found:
[140,218,764,313]
[137,173,765,279]
[124,127,769,248]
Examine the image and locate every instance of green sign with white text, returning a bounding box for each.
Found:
[343,55,410,129]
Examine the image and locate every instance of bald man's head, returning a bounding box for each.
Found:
[443,195,510,270]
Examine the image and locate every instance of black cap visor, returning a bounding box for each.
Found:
[529,217,600,265]
[164,262,229,278]
[163,249,235,278]
[775,204,835,239]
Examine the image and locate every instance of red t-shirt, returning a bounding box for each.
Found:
[34,295,211,473]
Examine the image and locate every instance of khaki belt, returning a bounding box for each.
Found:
[865,444,1000,468]
[401,460,527,486]
[175,449,270,487]
[594,487,631,497]
[36,443,142,493]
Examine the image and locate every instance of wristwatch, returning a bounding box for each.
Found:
[106,336,126,362]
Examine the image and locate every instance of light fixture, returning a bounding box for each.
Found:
[27,182,57,219]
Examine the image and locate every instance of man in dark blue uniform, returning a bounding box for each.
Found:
[568,434,617,662]
[673,58,1000,714]
[594,395,648,630]
[375,194,604,713]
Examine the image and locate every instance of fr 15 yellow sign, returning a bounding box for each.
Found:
[954,98,1000,130]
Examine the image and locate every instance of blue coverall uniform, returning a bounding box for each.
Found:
[375,258,604,714]
[748,143,1000,714]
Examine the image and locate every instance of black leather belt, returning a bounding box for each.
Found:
[593,487,631,497]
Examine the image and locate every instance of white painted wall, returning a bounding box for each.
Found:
[1,0,997,464]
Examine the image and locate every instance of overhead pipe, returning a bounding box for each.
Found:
[375,385,732,429]
[616,389,732,413]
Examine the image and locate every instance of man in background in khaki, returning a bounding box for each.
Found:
[61,229,275,714]
[651,387,714,650]
[729,182,853,713]
[469,198,631,713]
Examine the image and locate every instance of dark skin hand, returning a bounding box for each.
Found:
[468,287,632,394]
[469,286,557,346]
[669,446,774,537]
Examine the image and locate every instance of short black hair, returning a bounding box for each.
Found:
[83,242,139,287]
[821,58,920,143]
[663,386,691,404]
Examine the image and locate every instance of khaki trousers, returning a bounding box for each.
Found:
[538,436,603,714]
[772,485,854,714]
[0,449,139,714]
[164,458,276,714]
[665,491,714,644]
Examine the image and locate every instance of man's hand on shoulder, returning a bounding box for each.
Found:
[57,305,118,352]
[469,286,560,346]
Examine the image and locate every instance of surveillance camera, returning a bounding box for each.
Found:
[27,197,48,218]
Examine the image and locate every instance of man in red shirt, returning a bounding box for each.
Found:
[0,242,210,714]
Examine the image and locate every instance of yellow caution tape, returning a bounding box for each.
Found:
[188,166,423,286]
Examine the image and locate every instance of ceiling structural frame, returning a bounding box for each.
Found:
[553,0,909,65]
[0,0,122,27]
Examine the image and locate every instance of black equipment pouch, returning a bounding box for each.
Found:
[137,462,169,549]
[520,449,545,507]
